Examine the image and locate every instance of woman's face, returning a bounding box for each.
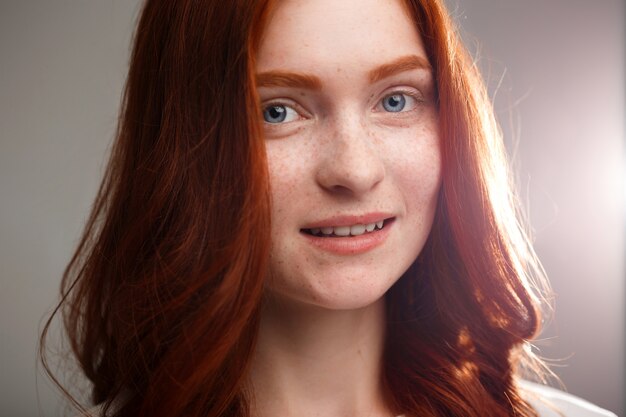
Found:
[256,0,441,310]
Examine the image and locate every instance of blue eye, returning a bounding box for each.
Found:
[382,94,407,112]
[263,104,299,124]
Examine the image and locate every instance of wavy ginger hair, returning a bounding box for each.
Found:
[41,0,550,416]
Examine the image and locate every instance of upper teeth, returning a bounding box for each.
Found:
[309,221,384,236]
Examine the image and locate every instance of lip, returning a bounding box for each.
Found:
[300,215,395,255]
[301,212,394,229]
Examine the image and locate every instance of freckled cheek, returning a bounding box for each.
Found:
[266,140,316,232]
[384,131,442,217]
[267,158,294,222]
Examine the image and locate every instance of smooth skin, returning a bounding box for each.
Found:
[250,0,441,416]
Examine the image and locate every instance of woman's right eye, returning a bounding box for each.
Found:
[262,104,299,124]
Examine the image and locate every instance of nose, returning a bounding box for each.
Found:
[315,116,385,196]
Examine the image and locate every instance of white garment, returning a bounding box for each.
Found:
[520,380,617,417]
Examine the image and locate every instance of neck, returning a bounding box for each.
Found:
[248,295,392,417]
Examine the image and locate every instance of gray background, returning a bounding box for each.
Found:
[0,1,623,416]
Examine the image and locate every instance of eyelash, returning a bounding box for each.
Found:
[261,89,424,125]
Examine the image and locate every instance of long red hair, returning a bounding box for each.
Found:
[41,0,550,416]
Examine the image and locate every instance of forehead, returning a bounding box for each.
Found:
[256,0,427,74]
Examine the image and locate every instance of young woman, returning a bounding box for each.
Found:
[41,0,616,416]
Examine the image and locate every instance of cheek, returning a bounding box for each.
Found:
[386,122,441,183]
[267,141,300,197]
[265,140,313,232]
[265,122,323,208]
[405,150,441,201]
[386,126,442,222]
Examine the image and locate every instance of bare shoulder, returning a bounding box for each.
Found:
[519,380,617,417]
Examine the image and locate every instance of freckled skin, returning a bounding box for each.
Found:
[257,0,442,310]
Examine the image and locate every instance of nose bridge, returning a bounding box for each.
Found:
[316,111,385,195]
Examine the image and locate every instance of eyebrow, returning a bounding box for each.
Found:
[255,54,431,91]
[256,71,323,91]
[368,54,432,84]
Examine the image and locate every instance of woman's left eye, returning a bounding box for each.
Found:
[378,93,418,113]
[262,104,300,124]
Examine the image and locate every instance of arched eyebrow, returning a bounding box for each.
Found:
[255,54,431,91]
[256,72,323,91]
[368,54,432,84]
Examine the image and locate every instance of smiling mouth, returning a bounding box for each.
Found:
[301,218,393,237]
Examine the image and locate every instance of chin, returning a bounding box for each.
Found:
[265,264,408,312]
